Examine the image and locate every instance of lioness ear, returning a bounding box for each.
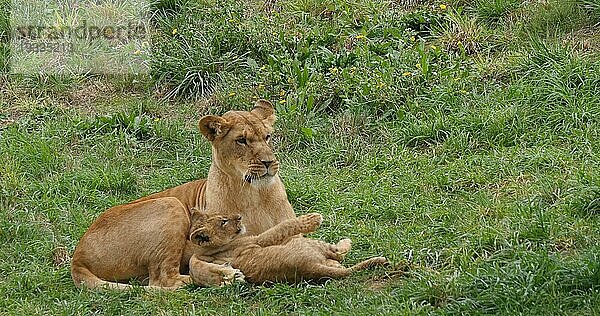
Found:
[199,115,230,141]
[251,99,276,126]
[190,227,210,244]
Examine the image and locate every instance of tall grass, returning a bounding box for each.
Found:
[0,0,9,74]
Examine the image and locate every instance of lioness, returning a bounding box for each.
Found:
[188,211,388,284]
[71,100,296,289]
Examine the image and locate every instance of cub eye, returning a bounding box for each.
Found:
[220,219,228,226]
[265,134,271,142]
[236,138,247,146]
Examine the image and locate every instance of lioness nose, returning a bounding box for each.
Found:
[261,160,273,168]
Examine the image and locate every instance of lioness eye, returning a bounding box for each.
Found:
[236,138,247,145]
[221,219,228,226]
[265,134,271,142]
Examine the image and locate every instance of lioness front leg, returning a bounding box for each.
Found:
[255,213,323,247]
[189,255,245,287]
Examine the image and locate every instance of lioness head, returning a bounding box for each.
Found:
[189,210,245,247]
[199,100,278,186]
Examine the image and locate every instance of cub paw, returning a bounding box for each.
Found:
[298,213,323,232]
[219,263,246,286]
[370,256,389,266]
[189,257,245,287]
[335,238,352,257]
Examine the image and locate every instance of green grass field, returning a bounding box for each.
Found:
[1,0,600,314]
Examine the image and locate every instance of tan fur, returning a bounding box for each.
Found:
[71,198,194,290]
[133,99,295,235]
[71,100,295,290]
[188,212,389,284]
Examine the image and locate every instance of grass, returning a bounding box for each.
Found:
[1,0,600,314]
[0,0,8,74]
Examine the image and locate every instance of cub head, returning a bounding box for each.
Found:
[199,99,279,186]
[189,209,245,247]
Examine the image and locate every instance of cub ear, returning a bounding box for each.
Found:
[190,209,210,234]
[190,227,210,244]
[199,115,230,141]
[191,208,209,224]
[251,99,276,126]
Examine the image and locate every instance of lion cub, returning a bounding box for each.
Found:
[188,211,388,284]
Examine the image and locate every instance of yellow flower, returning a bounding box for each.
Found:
[402,71,412,77]
[153,118,160,122]
[279,90,286,96]
[329,67,339,74]
[229,92,236,97]
[258,84,265,90]
[440,4,447,10]
[376,82,386,89]
[410,36,416,42]
[415,63,421,69]
[356,35,365,39]
[431,45,437,50]
[172,28,178,35]
[460,90,467,94]
[260,65,266,71]
[228,18,236,23]
[133,50,141,55]
[350,66,357,74]
[279,99,286,104]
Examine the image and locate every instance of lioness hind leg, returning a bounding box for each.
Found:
[150,274,192,290]
[71,264,134,290]
[148,257,193,289]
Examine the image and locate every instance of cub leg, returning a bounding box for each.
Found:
[255,213,323,247]
[310,265,352,279]
[310,257,389,280]
[349,257,388,272]
[314,238,352,262]
[324,259,344,268]
[323,238,352,261]
[335,238,352,258]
